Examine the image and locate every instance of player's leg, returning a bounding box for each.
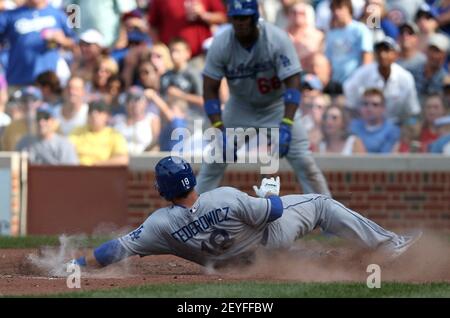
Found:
[195,162,228,193]
[286,114,330,195]
[265,194,408,251]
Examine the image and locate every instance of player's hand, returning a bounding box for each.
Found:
[278,123,292,158]
[253,176,281,198]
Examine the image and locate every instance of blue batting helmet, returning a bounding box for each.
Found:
[155,156,196,200]
[227,0,259,21]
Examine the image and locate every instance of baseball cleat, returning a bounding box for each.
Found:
[383,230,423,259]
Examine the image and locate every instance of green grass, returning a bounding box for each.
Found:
[40,282,450,298]
[0,235,111,249]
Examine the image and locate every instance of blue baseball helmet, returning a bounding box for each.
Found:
[155,156,196,200]
[227,0,259,22]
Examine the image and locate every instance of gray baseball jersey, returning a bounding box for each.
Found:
[119,188,402,267]
[203,21,302,109]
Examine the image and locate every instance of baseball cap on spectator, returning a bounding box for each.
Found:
[434,115,450,127]
[301,74,323,91]
[374,37,400,52]
[36,104,56,119]
[399,21,419,35]
[416,3,439,20]
[88,101,108,113]
[16,86,43,101]
[126,86,146,102]
[428,33,450,53]
[79,29,104,47]
[122,9,144,21]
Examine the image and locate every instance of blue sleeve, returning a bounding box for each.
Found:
[93,239,134,267]
[267,195,283,222]
[381,19,399,40]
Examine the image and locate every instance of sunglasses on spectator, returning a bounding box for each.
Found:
[324,114,340,121]
[37,113,51,121]
[362,101,383,107]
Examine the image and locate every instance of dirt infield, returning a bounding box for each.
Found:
[1,232,449,296]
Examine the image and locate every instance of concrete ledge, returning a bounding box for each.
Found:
[129,153,450,172]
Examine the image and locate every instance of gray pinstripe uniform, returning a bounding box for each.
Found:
[196,21,330,195]
[119,187,400,267]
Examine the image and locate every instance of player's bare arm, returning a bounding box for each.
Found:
[282,74,302,122]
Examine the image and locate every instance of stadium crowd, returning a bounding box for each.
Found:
[0,0,449,166]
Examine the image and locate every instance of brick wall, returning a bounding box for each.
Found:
[127,170,450,231]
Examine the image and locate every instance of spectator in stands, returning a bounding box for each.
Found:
[397,94,448,153]
[161,38,203,119]
[274,0,298,29]
[54,77,88,136]
[444,75,450,107]
[71,29,106,83]
[104,75,126,118]
[419,94,450,152]
[397,22,427,73]
[385,0,425,26]
[1,86,43,151]
[113,86,161,154]
[416,3,441,51]
[315,0,366,32]
[344,37,421,125]
[0,0,75,87]
[69,101,129,166]
[16,104,78,165]
[359,0,399,43]
[409,33,449,97]
[136,54,161,92]
[300,76,332,152]
[115,8,151,50]
[148,0,227,58]
[318,105,366,154]
[350,88,401,153]
[309,53,332,93]
[35,71,63,108]
[70,0,137,48]
[149,42,174,77]
[286,1,324,72]
[429,115,450,154]
[90,56,119,97]
[325,0,373,90]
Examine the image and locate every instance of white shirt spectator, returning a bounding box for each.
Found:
[54,103,89,136]
[343,62,421,124]
[113,113,155,155]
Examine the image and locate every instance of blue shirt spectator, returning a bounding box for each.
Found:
[325,0,373,84]
[0,0,75,86]
[350,87,401,153]
[350,118,401,153]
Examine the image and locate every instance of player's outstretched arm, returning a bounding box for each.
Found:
[253,176,281,198]
[71,239,134,269]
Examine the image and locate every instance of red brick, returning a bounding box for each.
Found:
[386,185,408,192]
[423,204,446,212]
[422,186,445,192]
[348,185,371,192]
[385,204,409,211]
[367,194,388,201]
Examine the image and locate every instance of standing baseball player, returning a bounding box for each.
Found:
[196,0,330,195]
[71,156,421,269]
